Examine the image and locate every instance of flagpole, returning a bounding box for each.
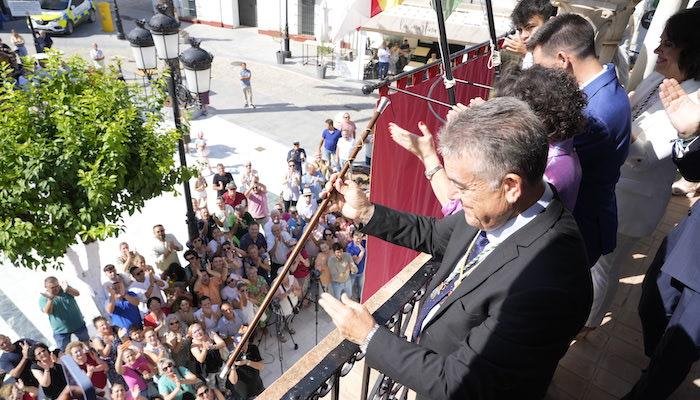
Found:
[433,0,457,106]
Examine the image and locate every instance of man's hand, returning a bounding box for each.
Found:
[318,293,376,344]
[323,177,374,224]
[503,34,527,55]
[20,341,30,359]
[660,78,700,138]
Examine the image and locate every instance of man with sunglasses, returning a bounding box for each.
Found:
[287,140,307,173]
[193,384,225,400]
[129,266,168,315]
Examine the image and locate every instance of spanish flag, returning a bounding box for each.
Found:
[370,0,405,17]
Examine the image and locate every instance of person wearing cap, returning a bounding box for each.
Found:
[287,206,306,239]
[302,162,326,199]
[222,182,247,208]
[296,188,319,222]
[287,141,307,173]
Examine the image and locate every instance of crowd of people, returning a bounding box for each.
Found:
[0,112,370,400]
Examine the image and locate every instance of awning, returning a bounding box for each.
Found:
[361,4,511,45]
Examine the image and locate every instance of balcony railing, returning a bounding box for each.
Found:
[260,253,437,399]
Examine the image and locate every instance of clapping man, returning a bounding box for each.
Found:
[39,277,90,350]
[151,224,184,275]
[0,335,39,390]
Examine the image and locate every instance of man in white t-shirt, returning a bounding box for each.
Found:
[128,266,168,315]
[377,42,390,79]
[336,128,355,167]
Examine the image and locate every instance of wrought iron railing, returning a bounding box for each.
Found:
[260,253,438,399]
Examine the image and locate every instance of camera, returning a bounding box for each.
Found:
[310,268,321,280]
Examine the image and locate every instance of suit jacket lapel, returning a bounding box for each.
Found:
[423,199,565,331]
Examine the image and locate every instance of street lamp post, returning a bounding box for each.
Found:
[282,0,291,58]
[127,19,157,96]
[143,5,200,241]
[113,0,126,40]
[179,39,214,108]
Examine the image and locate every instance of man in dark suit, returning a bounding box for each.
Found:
[319,97,592,399]
[529,13,631,267]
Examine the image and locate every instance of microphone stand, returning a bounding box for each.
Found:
[219,97,392,380]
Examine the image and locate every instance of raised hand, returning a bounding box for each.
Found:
[131,384,142,400]
[389,122,438,163]
[503,34,527,55]
[20,341,30,358]
[659,78,700,138]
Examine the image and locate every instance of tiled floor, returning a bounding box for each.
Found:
[546,194,700,399]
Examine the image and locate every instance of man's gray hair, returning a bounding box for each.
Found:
[438,97,548,187]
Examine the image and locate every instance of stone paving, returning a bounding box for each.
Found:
[544,194,700,400]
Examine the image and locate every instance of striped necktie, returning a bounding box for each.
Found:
[411,231,490,341]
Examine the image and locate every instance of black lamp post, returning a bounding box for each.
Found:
[143,5,200,241]
[113,0,126,40]
[282,0,291,58]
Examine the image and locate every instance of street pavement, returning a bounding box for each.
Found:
[0,0,370,388]
[1,0,377,149]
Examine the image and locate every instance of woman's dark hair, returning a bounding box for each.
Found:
[665,8,700,80]
[29,342,50,361]
[493,65,587,142]
[147,296,161,309]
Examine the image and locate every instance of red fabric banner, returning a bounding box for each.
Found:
[362,47,494,301]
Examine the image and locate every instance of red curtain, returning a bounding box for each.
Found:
[362,46,494,301]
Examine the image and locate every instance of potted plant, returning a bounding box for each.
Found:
[316,43,333,79]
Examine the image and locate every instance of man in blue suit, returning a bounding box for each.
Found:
[529,14,631,266]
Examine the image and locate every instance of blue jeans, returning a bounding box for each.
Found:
[377,62,390,79]
[331,280,352,300]
[53,323,90,350]
[350,273,364,301]
[322,147,339,171]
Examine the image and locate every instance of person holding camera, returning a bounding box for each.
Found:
[226,327,264,399]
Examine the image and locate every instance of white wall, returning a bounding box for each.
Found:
[194,0,240,27]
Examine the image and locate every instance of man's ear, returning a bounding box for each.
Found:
[502,173,523,204]
[555,51,570,69]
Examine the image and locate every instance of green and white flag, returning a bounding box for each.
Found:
[433,0,462,20]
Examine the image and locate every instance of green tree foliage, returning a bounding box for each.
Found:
[0,53,191,270]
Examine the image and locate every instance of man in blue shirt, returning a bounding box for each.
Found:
[530,14,631,267]
[105,279,142,331]
[346,231,367,301]
[318,119,342,171]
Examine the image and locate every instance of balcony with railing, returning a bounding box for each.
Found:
[259,194,700,400]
